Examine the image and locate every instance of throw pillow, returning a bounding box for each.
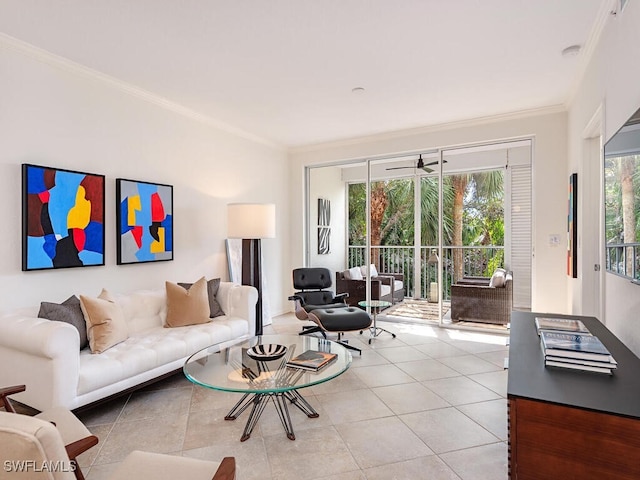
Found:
[360,264,379,278]
[178,278,224,318]
[489,269,506,288]
[346,266,363,281]
[166,276,211,327]
[38,296,89,350]
[80,289,128,354]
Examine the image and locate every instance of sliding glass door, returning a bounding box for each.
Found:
[305,138,532,326]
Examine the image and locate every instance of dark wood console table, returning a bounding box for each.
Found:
[508,311,640,479]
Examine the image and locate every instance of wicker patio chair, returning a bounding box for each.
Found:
[450,271,513,325]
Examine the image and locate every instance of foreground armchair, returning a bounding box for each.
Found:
[1,384,98,480]
[0,411,236,480]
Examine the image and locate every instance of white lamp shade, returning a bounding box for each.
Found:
[227,203,276,239]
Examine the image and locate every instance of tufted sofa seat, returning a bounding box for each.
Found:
[0,282,257,412]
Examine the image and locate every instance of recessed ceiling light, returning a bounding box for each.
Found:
[351,87,365,94]
[561,45,581,57]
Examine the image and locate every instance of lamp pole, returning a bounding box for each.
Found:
[227,203,276,336]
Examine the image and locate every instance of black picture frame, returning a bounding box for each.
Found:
[568,173,578,278]
[116,178,174,265]
[22,163,105,271]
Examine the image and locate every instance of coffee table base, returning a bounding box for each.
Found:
[225,390,318,441]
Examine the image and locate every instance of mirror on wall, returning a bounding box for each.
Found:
[604,107,640,281]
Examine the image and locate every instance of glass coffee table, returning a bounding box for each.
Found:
[183,334,352,441]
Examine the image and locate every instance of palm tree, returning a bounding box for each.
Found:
[605,155,639,275]
[449,170,504,282]
[348,169,504,291]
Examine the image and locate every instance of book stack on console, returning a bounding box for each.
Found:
[536,317,617,375]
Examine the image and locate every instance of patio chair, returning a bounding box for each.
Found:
[450,270,513,325]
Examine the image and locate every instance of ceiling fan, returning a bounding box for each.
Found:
[385,154,446,173]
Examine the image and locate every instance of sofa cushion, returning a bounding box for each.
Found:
[77,317,249,395]
[80,289,129,354]
[178,278,224,318]
[344,267,363,280]
[489,268,507,288]
[116,290,166,334]
[165,277,210,327]
[38,295,88,350]
[360,264,379,278]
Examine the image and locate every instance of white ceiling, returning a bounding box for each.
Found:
[0,0,610,148]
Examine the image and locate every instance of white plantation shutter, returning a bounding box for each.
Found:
[508,165,532,309]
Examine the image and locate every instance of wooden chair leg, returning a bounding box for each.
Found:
[70,459,85,480]
[0,385,25,413]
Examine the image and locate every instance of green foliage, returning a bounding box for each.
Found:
[605,155,640,244]
[348,169,504,250]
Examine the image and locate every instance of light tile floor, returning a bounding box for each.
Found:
[76,313,509,480]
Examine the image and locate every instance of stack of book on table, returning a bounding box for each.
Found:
[285,350,337,372]
[535,317,617,375]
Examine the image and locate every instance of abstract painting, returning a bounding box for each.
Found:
[116,178,173,264]
[318,227,330,255]
[318,198,331,226]
[22,164,105,271]
[567,173,578,278]
[318,198,330,254]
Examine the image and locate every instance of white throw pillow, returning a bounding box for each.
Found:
[347,266,363,280]
[360,264,379,278]
[489,269,506,288]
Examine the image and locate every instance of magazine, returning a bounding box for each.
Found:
[535,317,590,335]
[540,331,614,363]
[286,350,337,371]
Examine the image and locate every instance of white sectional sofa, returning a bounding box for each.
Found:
[0,281,257,412]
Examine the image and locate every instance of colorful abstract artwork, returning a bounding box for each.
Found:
[116,178,173,264]
[567,173,578,278]
[22,164,105,271]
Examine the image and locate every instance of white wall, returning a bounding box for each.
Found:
[0,42,290,316]
[308,165,346,279]
[290,111,569,313]
[568,2,640,355]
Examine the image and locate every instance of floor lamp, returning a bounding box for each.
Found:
[227,203,276,336]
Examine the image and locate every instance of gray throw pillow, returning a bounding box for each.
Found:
[38,295,89,350]
[178,278,225,318]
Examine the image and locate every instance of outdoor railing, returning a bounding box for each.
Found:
[347,245,504,300]
[606,243,640,279]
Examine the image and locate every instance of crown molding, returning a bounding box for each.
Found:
[0,33,284,150]
[290,104,566,154]
[565,0,613,108]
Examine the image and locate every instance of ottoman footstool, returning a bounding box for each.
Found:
[307,307,372,354]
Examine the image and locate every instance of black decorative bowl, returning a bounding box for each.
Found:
[247,344,288,361]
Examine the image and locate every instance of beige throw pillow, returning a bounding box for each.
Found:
[165,276,211,327]
[80,289,128,354]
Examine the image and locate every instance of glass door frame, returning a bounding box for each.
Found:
[304,137,532,326]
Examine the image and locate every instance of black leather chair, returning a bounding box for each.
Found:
[288,267,371,354]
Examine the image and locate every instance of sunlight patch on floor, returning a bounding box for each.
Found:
[390,322,441,338]
[444,329,508,346]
